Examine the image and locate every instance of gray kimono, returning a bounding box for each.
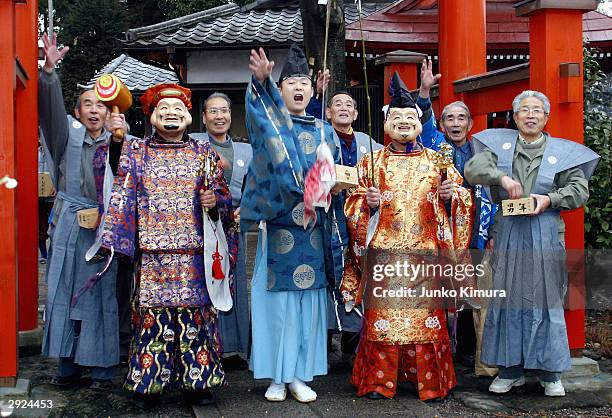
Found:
[39,70,119,368]
[465,129,599,372]
[329,131,382,332]
[191,132,252,354]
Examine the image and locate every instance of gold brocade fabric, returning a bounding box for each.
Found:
[341,146,474,344]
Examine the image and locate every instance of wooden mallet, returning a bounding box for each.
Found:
[94,74,132,139]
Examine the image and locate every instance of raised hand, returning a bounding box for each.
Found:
[249,48,275,83]
[419,57,441,96]
[316,69,330,96]
[42,32,69,73]
[108,113,127,142]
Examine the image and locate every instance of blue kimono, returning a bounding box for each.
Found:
[242,76,345,383]
[419,102,497,250]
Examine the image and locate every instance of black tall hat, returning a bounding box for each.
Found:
[279,43,310,82]
[388,71,419,111]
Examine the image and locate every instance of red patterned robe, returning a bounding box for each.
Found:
[341,145,474,400]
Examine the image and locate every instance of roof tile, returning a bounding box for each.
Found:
[79,54,178,92]
[124,3,383,48]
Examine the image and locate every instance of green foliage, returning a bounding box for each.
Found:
[583,46,612,248]
[40,0,251,109]
[156,0,228,19]
[123,0,168,28]
[55,0,131,110]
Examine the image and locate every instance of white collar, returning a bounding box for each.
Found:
[518,132,545,145]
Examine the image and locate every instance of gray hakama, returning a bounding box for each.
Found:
[39,70,118,370]
[466,129,599,375]
[191,133,252,355]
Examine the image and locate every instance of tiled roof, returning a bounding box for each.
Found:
[79,54,178,92]
[123,3,385,48]
[583,11,612,43]
[345,2,612,48]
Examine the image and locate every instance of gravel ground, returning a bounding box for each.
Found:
[10,341,611,418]
[20,243,611,417]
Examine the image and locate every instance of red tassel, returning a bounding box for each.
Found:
[212,241,224,280]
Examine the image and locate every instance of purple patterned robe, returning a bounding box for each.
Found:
[96,134,238,308]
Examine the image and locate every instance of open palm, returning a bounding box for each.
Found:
[420,57,441,90]
[249,48,274,83]
[42,32,69,71]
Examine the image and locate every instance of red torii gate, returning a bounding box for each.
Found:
[0,0,39,387]
[377,0,597,355]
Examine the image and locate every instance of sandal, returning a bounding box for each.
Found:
[265,383,287,402]
[288,379,316,403]
[49,374,81,388]
[89,379,115,392]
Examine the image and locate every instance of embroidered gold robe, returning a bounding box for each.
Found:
[341,146,474,345]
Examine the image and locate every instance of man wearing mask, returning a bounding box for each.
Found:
[324,63,438,363]
[341,72,474,401]
[99,83,237,408]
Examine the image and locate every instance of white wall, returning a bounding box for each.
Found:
[186,48,289,84]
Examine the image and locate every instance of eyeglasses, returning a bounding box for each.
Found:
[206,107,230,115]
[517,107,547,116]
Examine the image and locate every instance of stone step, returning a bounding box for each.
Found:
[0,379,29,397]
[18,326,43,349]
[562,356,600,379]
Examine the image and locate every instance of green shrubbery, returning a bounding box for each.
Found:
[583,46,612,248]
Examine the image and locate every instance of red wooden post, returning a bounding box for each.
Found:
[463,80,530,116]
[438,0,487,132]
[15,0,40,333]
[375,50,427,145]
[516,0,599,356]
[0,0,18,387]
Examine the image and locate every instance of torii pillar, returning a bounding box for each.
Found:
[0,0,18,386]
[515,0,599,355]
[15,0,41,336]
[438,0,487,132]
[0,0,39,387]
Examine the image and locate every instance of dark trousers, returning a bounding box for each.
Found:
[59,357,114,380]
[116,258,134,358]
[455,309,476,358]
[57,321,115,380]
[498,365,561,383]
[341,331,360,355]
[38,200,53,259]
